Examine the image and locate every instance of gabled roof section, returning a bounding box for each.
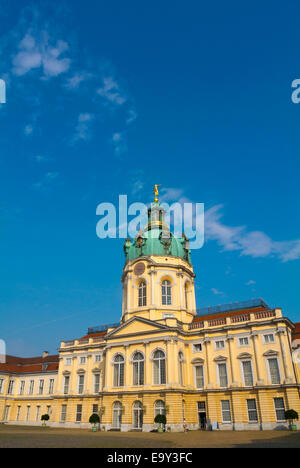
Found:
[106,316,170,339]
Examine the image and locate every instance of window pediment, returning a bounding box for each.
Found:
[191,358,204,364]
[213,355,227,362]
[237,353,252,360]
[263,349,279,357]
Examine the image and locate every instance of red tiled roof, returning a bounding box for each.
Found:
[79,331,107,340]
[192,306,267,323]
[0,355,59,375]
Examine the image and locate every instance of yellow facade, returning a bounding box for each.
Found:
[1,202,300,431]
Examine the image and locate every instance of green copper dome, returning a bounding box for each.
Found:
[124,201,192,265]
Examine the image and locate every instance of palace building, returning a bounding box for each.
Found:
[1,195,300,431]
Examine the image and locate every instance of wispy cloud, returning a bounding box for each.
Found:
[33,171,59,190]
[72,113,94,143]
[245,280,256,286]
[158,187,300,263]
[12,31,71,78]
[97,76,127,106]
[111,132,127,156]
[211,288,223,295]
[64,71,92,89]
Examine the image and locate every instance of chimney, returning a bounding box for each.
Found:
[42,351,49,359]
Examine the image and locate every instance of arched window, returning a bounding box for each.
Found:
[162,280,172,305]
[153,350,166,385]
[138,281,147,307]
[132,352,144,386]
[178,352,184,385]
[113,354,125,387]
[154,400,166,417]
[112,401,122,429]
[133,401,143,429]
[185,283,189,310]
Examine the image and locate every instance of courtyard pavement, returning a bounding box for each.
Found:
[0,424,299,448]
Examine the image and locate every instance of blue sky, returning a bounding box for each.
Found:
[0,0,299,356]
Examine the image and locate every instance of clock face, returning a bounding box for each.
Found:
[137,236,143,245]
[134,262,145,276]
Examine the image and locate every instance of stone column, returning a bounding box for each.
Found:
[203,339,213,388]
[250,333,264,385]
[124,345,130,387]
[166,339,173,386]
[276,329,292,383]
[226,336,238,387]
[144,341,150,386]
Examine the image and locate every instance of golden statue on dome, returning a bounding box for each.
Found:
[153,184,161,202]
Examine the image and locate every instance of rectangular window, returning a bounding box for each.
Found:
[242,361,254,386]
[78,375,85,394]
[94,374,100,393]
[7,380,15,395]
[215,340,225,350]
[48,379,54,394]
[95,355,101,363]
[64,376,70,395]
[247,399,258,422]
[76,404,82,423]
[61,405,67,422]
[239,337,249,346]
[26,406,31,422]
[221,400,231,423]
[218,363,228,388]
[268,358,281,384]
[195,365,204,388]
[274,397,285,421]
[38,380,44,395]
[65,358,72,366]
[47,406,51,416]
[19,380,25,395]
[16,406,21,421]
[29,380,34,395]
[193,343,202,352]
[92,404,98,414]
[4,406,10,421]
[36,406,41,422]
[264,334,275,344]
[0,379,4,394]
[80,357,86,365]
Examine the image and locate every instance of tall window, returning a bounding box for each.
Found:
[29,380,34,395]
[133,352,144,386]
[195,365,204,388]
[19,380,25,395]
[38,379,44,395]
[36,406,41,422]
[7,380,14,395]
[26,406,30,422]
[154,400,166,417]
[247,399,258,422]
[268,358,280,384]
[133,401,143,429]
[178,352,184,385]
[64,376,70,394]
[185,283,189,309]
[76,404,82,422]
[242,361,253,386]
[138,281,147,307]
[218,363,228,388]
[16,406,21,421]
[48,379,54,394]
[153,350,166,385]
[274,397,285,421]
[78,375,85,394]
[0,379,4,394]
[94,374,100,393]
[221,400,231,423]
[112,402,122,429]
[162,280,172,305]
[61,405,67,422]
[113,354,125,387]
